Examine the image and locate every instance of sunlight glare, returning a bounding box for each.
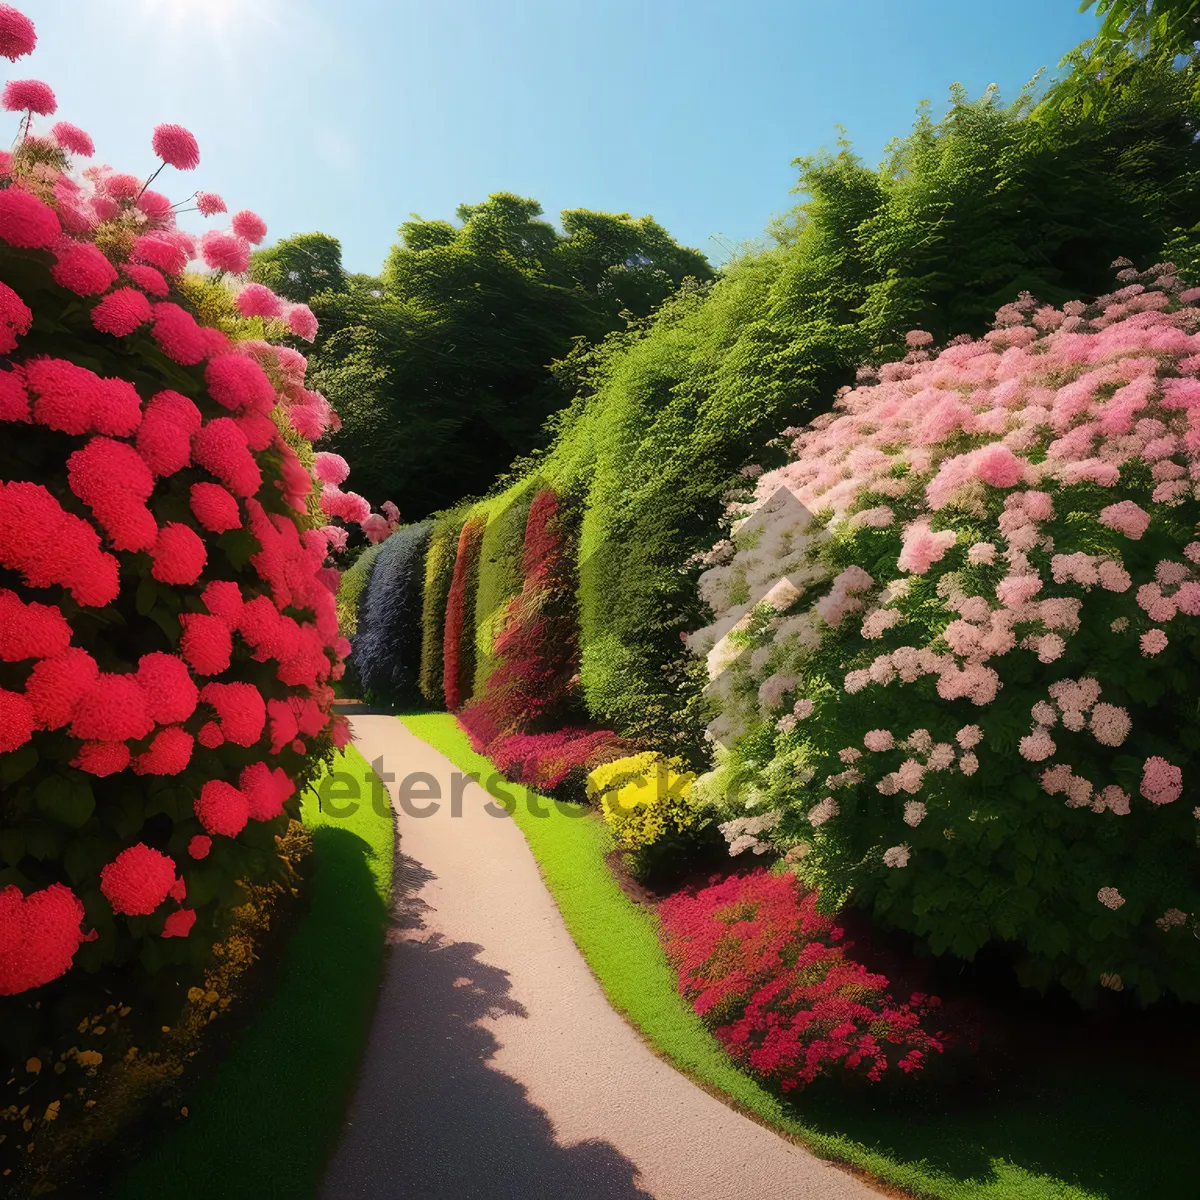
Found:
[133,0,280,39]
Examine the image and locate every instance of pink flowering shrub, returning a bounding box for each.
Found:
[659,869,945,1091]
[690,266,1200,1002]
[0,4,373,1005]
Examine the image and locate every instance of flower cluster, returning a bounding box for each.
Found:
[689,266,1200,1001]
[0,3,368,994]
[659,870,945,1091]
[588,752,702,853]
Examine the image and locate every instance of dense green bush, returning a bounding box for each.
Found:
[471,484,536,696]
[352,522,432,705]
[336,540,386,640]
[418,511,467,705]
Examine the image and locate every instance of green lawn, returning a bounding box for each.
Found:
[114,745,394,1200]
[401,711,1196,1200]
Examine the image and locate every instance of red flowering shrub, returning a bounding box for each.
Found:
[0,3,384,1021]
[659,870,945,1091]
[489,727,622,791]
[456,490,625,793]
[442,517,485,710]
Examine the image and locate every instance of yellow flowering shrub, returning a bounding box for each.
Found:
[589,753,700,852]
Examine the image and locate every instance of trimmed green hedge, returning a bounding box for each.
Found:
[373,60,1200,761]
[472,483,537,696]
[336,540,387,640]
[417,511,468,705]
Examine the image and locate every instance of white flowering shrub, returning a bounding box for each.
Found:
[688,264,1200,1002]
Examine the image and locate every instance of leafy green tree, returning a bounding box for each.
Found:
[1045,0,1197,115]
[310,194,711,517]
[249,232,348,304]
[1085,0,1199,59]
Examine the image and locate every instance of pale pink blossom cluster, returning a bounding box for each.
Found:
[814,564,873,626]
[1025,677,1132,756]
[690,272,1200,921]
[808,796,839,827]
[1156,908,1189,930]
[718,810,782,856]
[897,519,956,575]
[1097,887,1125,910]
[757,672,797,711]
[1141,756,1183,805]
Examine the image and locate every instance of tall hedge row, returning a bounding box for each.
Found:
[471,484,536,696]
[364,62,1200,756]
[352,521,432,705]
[565,63,1200,761]
[417,512,467,705]
[336,541,387,639]
[441,517,486,711]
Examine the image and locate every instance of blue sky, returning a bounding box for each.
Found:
[15,0,1100,274]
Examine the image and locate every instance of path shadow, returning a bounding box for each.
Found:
[321,854,654,1200]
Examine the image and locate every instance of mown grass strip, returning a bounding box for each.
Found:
[114,746,394,1200]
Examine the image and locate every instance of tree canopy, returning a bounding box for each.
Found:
[299,194,711,518]
[249,231,348,304]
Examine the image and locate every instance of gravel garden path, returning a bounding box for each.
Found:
[320,715,880,1199]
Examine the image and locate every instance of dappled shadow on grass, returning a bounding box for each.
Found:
[113,825,390,1200]
[320,853,655,1200]
[790,1057,1199,1199]
[772,919,1200,1200]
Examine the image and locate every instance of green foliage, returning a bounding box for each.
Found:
[1044,3,1198,117]
[544,58,1200,762]
[417,511,468,705]
[336,540,387,641]
[309,193,713,516]
[1086,0,1200,61]
[472,483,536,695]
[249,232,348,305]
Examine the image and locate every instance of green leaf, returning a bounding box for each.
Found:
[103,789,145,839]
[149,606,182,641]
[35,776,95,828]
[24,825,62,860]
[64,836,119,886]
[136,574,159,616]
[217,528,258,571]
[0,829,25,867]
[0,866,33,891]
[0,744,38,786]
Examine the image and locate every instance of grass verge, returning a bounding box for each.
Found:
[401,711,1196,1200]
[113,745,394,1200]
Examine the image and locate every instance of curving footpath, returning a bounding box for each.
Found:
[321,714,882,1200]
